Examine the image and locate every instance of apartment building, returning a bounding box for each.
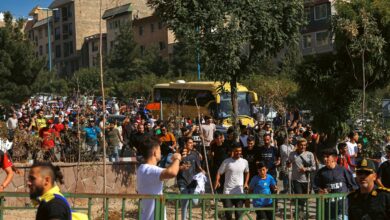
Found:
[81,33,107,67]
[133,15,176,59]
[26,7,54,67]
[300,0,335,56]
[103,4,176,59]
[44,0,153,75]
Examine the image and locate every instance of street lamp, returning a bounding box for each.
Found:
[37,7,58,71]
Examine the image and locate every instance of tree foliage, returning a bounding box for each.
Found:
[106,22,148,81]
[148,0,304,134]
[0,12,45,105]
[31,70,69,95]
[70,68,102,96]
[295,0,390,143]
[106,22,170,82]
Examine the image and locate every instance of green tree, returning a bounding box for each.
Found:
[143,45,169,77]
[295,0,390,144]
[0,12,45,105]
[31,70,70,95]
[334,0,388,125]
[170,41,198,77]
[70,68,102,96]
[148,0,304,136]
[106,22,148,81]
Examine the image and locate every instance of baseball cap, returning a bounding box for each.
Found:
[356,158,376,174]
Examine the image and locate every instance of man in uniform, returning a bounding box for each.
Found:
[348,158,390,220]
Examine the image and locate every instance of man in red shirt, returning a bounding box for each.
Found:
[0,150,14,192]
[39,120,58,161]
[337,142,355,173]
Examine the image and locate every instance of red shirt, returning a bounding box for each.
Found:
[337,154,355,171]
[39,127,57,150]
[54,123,64,132]
[1,153,12,170]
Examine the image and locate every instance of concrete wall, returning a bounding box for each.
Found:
[4,162,138,195]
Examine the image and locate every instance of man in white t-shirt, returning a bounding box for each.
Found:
[137,137,182,220]
[346,131,359,172]
[215,143,249,220]
[200,116,216,148]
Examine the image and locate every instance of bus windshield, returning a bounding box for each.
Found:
[217,92,251,118]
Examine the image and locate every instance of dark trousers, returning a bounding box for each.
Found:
[222,199,244,220]
[255,205,273,220]
[292,180,309,208]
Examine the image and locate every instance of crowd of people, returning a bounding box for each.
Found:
[135,115,390,220]
[0,95,389,220]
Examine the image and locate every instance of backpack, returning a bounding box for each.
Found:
[54,194,89,220]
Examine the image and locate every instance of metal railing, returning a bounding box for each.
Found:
[0,192,348,220]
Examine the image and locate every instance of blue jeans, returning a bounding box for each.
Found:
[109,145,119,162]
[179,186,199,220]
[159,153,173,168]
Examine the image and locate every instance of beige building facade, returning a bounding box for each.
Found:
[103,4,176,59]
[49,0,154,75]
[300,0,335,56]
[26,7,54,68]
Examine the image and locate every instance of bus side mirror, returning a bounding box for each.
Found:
[249,91,258,103]
[216,94,221,104]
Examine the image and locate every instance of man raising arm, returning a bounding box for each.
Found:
[137,137,182,220]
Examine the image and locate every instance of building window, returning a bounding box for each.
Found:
[62,7,68,21]
[150,23,154,32]
[39,45,43,56]
[92,41,98,52]
[139,26,144,36]
[69,23,73,36]
[54,10,60,22]
[159,42,166,50]
[63,41,73,57]
[140,45,145,56]
[55,45,61,58]
[304,8,311,23]
[38,29,42,39]
[316,31,329,47]
[158,22,163,29]
[302,34,312,49]
[62,24,69,40]
[46,43,49,53]
[314,4,328,20]
[55,27,61,40]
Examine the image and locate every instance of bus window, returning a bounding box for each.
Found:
[218,92,251,117]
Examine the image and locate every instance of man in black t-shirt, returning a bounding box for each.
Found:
[257,134,280,179]
[242,135,260,179]
[378,146,390,188]
[210,131,229,193]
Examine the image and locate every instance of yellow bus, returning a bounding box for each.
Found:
[146,80,258,127]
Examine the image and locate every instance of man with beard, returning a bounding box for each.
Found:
[215,143,249,220]
[210,131,229,192]
[287,138,316,216]
[131,123,151,154]
[242,135,259,180]
[257,134,280,180]
[348,158,390,220]
[28,162,70,220]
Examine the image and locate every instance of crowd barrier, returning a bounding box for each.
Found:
[0,192,348,220]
